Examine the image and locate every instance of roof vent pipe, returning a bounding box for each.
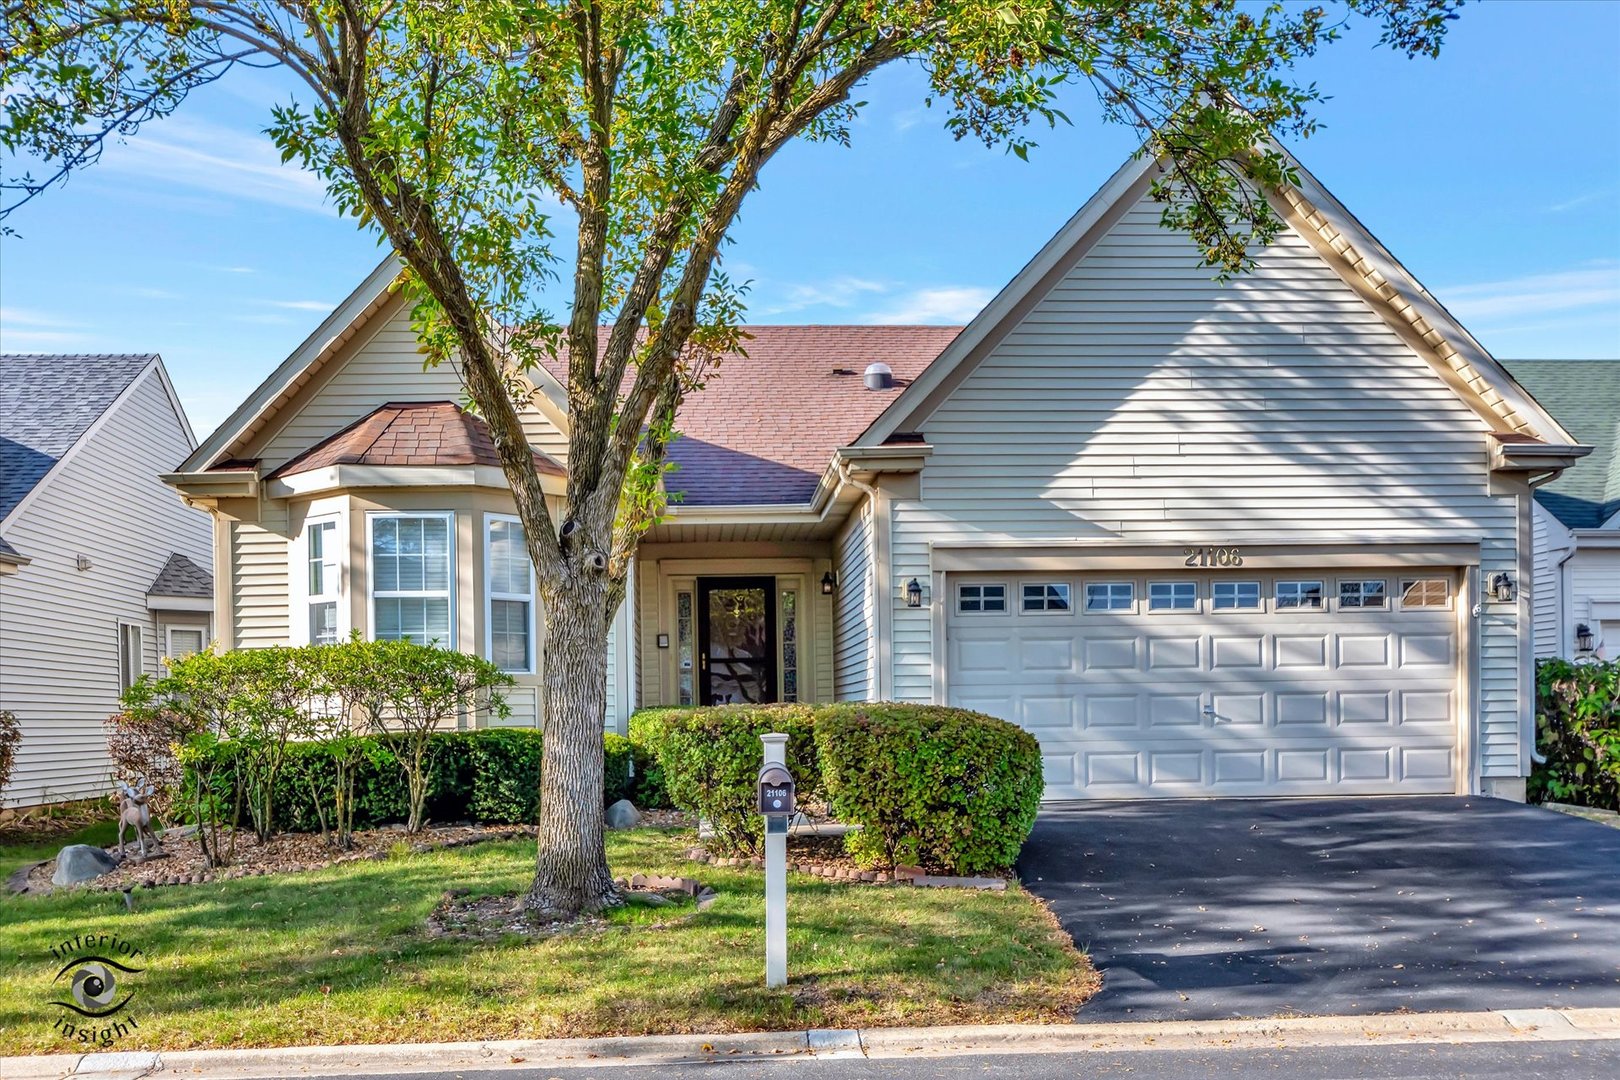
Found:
[863,362,894,391]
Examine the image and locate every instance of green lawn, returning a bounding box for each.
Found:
[0,828,1094,1055]
[0,819,119,883]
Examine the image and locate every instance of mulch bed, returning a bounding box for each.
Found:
[688,833,1009,890]
[427,873,712,941]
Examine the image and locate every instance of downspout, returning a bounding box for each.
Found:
[835,461,888,701]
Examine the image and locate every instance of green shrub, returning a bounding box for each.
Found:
[815,703,1043,875]
[182,727,652,832]
[1531,658,1620,811]
[630,705,819,854]
[0,709,21,802]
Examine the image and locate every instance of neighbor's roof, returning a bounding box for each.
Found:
[538,326,961,505]
[147,552,213,598]
[0,534,25,565]
[0,353,156,519]
[1504,359,1620,529]
[267,401,566,479]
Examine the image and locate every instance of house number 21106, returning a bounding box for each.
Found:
[1184,546,1243,567]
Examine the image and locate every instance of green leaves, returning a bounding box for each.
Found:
[1530,658,1620,810]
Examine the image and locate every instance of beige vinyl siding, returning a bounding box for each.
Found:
[833,496,876,700]
[0,369,210,806]
[230,510,292,649]
[1531,502,1569,658]
[888,191,1525,778]
[250,300,568,473]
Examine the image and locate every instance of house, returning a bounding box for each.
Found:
[164,148,1588,803]
[0,354,214,808]
[1505,360,1620,660]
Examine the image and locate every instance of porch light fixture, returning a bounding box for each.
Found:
[905,578,923,608]
[1490,573,1516,603]
[820,571,837,595]
[1576,623,1595,653]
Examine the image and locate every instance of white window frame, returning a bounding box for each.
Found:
[1212,580,1263,612]
[1147,580,1198,613]
[1397,576,1453,611]
[956,582,1009,615]
[367,511,457,647]
[1084,581,1136,614]
[483,513,537,674]
[293,514,346,646]
[1337,578,1389,611]
[164,626,206,662]
[1275,580,1325,611]
[1020,582,1073,614]
[117,621,144,691]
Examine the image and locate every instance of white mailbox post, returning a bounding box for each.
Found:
[759,732,792,988]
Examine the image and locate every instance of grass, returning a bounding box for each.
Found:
[0,819,119,883]
[0,828,1095,1055]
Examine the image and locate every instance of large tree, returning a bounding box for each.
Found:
[1,0,1460,917]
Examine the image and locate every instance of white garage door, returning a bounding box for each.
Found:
[947,571,1461,799]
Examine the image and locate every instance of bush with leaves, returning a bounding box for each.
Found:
[630,705,819,854]
[0,709,20,802]
[103,705,201,824]
[1530,658,1620,811]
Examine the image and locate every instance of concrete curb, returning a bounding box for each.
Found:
[5,1008,1619,1078]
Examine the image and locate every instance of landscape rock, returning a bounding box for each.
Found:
[52,845,118,886]
[605,799,642,829]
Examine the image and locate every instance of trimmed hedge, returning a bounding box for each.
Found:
[815,703,1043,875]
[630,702,1043,872]
[630,705,819,853]
[1531,658,1620,811]
[185,728,655,832]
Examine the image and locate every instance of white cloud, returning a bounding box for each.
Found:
[757,275,887,316]
[858,285,993,324]
[1545,191,1608,214]
[1436,264,1620,323]
[0,307,98,349]
[101,115,332,214]
[265,299,336,311]
[126,286,182,300]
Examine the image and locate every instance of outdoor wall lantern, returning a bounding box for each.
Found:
[820,571,837,595]
[1576,623,1595,653]
[1490,573,1516,603]
[905,578,923,608]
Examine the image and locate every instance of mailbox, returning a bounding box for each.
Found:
[757,764,795,816]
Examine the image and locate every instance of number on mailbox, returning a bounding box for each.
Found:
[757,764,796,816]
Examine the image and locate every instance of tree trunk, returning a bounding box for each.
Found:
[525,575,620,918]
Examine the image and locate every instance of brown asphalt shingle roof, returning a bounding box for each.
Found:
[541,325,961,505]
[268,401,566,479]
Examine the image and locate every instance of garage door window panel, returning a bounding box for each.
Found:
[1398,578,1452,610]
[1213,580,1262,611]
[1275,580,1324,610]
[1338,579,1388,610]
[1021,583,1072,613]
[1085,582,1135,613]
[958,583,1008,614]
[1148,581,1198,612]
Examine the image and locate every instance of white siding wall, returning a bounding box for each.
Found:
[833,497,876,700]
[888,193,1525,779]
[1531,502,1570,658]
[230,510,291,649]
[0,370,210,806]
[1570,548,1620,660]
[253,301,568,473]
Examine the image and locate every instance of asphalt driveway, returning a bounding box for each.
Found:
[1018,797,1620,1021]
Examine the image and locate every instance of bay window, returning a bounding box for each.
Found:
[370,512,454,646]
[485,515,535,673]
[306,518,341,644]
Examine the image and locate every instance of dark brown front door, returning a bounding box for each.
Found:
[697,577,777,706]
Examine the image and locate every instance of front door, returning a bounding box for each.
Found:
[698,576,777,706]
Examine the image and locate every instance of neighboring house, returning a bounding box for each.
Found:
[0,354,214,808]
[166,148,1588,804]
[1505,360,1620,660]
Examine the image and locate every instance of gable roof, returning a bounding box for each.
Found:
[537,326,959,505]
[0,353,157,519]
[853,148,1582,450]
[1503,360,1620,529]
[267,401,566,479]
[147,551,213,598]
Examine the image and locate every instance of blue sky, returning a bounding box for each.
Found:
[1,1,1617,441]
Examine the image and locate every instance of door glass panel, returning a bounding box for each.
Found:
[701,580,776,706]
[781,589,798,703]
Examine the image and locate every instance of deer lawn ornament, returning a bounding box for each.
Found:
[116,779,159,860]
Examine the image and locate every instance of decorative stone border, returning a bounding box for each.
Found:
[682,847,1006,891]
[10,826,534,896]
[615,873,719,908]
